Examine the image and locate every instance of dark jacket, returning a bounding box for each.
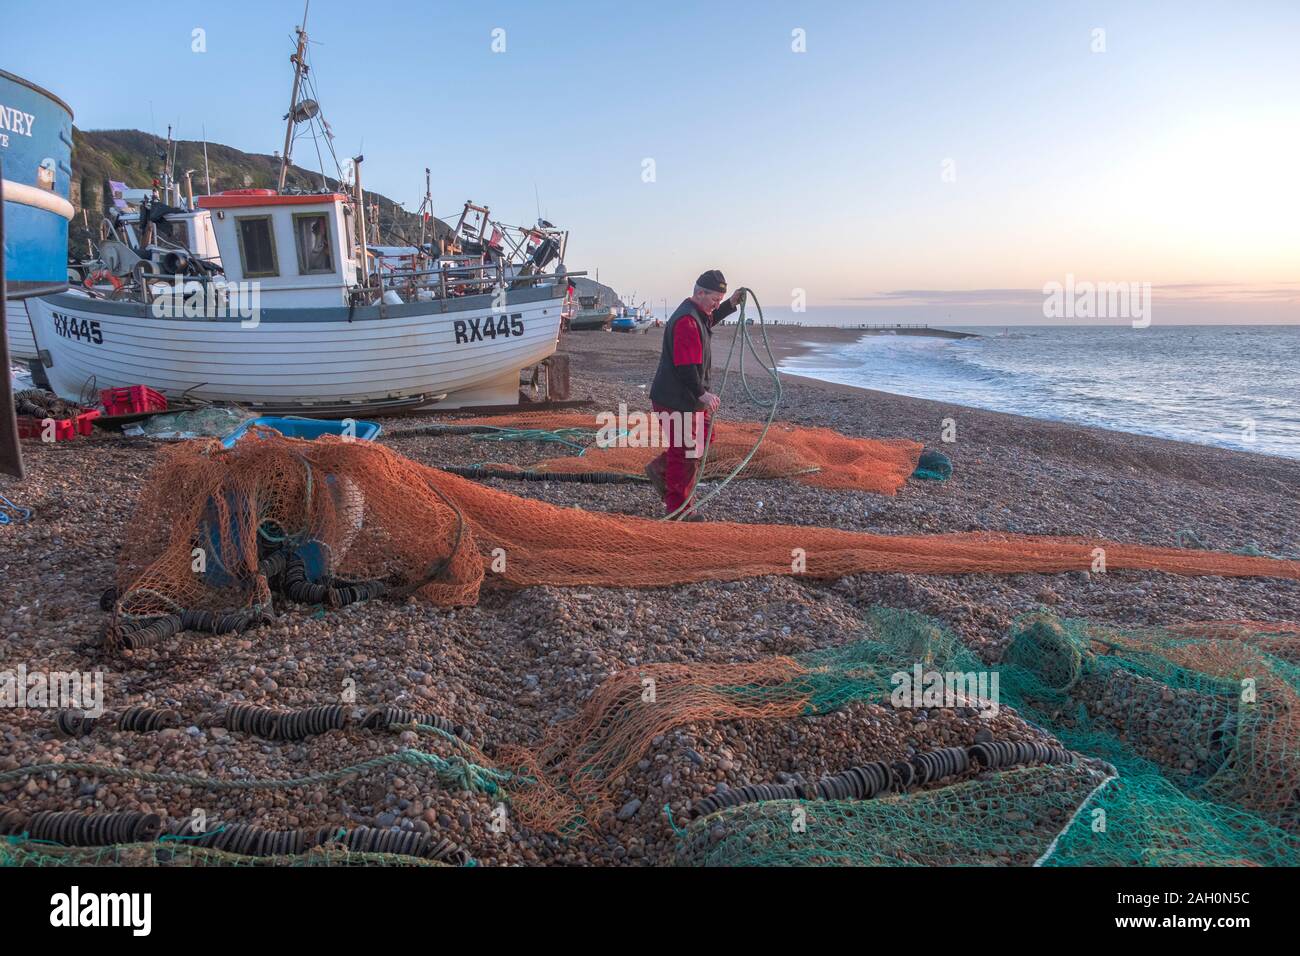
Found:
[649,297,736,411]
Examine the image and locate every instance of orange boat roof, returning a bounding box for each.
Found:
[197,190,349,209]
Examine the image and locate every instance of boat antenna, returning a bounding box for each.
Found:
[418,166,433,250]
[277,1,311,192]
[163,124,174,201]
[534,182,541,222]
[202,124,212,195]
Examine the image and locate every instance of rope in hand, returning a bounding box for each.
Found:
[663,287,783,520]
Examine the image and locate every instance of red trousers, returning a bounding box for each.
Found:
[651,403,710,515]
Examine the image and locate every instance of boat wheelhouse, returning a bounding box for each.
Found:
[197,189,357,306]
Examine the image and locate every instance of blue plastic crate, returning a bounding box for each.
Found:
[220,416,382,448]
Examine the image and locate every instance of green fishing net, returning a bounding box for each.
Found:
[676,612,1299,866]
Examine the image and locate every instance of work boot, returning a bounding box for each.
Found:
[644,454,667,498]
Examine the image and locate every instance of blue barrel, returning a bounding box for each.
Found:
[1,70,74,298]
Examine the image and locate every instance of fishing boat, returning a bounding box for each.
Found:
[568,293,615,331]
[2,69,74,364]
[611,300,651,332]
[23,13,578,413]
[26,187,573,411]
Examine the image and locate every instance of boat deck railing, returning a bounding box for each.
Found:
[380,257,585,299]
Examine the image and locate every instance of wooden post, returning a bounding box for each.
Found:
[352,154,368,286]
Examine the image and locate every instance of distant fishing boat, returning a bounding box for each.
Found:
[568,293,614,331]
[2,69,74,363]
[611,299,651,332]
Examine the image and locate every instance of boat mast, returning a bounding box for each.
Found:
[277,1,311,193]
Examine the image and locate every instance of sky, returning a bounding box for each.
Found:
[4,0,1298,324]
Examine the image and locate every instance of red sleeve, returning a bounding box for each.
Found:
[672,316,703,365]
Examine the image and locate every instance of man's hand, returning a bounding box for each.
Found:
[699,391,721,413]
[728,289,746,308]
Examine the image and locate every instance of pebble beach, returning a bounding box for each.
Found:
[2,324,1297,866]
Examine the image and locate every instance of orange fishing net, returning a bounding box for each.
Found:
[112,430,1300,627]
[451,411,925,493]
[107,435,1300,835]
[497,656,814,830]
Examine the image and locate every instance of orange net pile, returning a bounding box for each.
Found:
[449,411,925,493]
[497,657,815,830]
[111,430,1300,627]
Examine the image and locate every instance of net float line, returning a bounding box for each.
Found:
[280,553,389,608]
[181,822,471,865]
[54,711,99,737]
[51,704,472,745]
[20,810,162,846]
[0,748,515,798]
[105,607,271,653]
[326,824,470,865]
[118,706,181,732]
[0,815,470,866]
[103,547,387,654]
[0,840,453,867]
[224,702,351,741]
[691,740,1075,817]
[54,707,182,737]
[441,464,655,485]
[359,706,467,740]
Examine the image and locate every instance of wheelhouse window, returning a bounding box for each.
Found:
[293,213,334,274]
[236,216,279,278]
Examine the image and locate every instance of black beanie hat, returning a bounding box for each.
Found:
[696,270,727,294]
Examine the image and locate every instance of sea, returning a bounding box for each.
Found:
[779,325,1300,460]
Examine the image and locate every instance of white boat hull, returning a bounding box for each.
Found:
[5,299,37,361]
[27,286,566,409]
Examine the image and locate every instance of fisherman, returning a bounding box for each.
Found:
[646,270,745,519]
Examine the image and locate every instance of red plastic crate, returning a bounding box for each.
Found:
[15,409,100,442]
[75,409,101,435]
[17,415,76,441]
[100,385,167,416]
